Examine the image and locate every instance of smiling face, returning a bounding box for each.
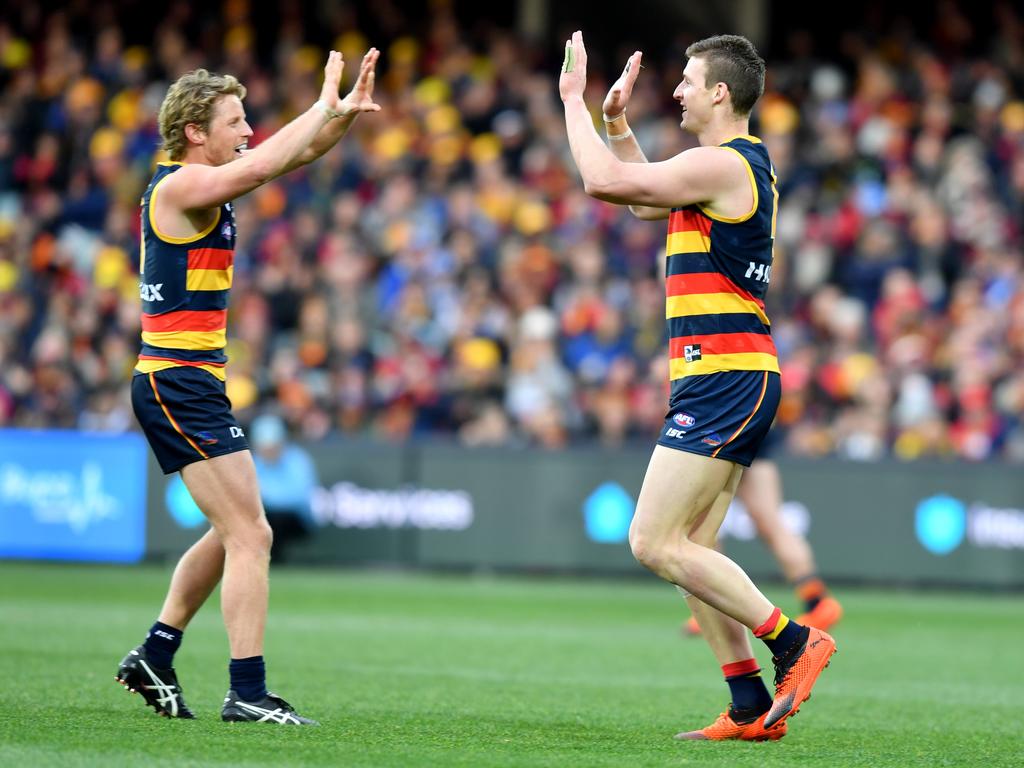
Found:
[192,94,252,166]
[672,56,717,134]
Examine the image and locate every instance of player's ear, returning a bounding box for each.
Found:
[712,81,728,106]
[184,123,206,146]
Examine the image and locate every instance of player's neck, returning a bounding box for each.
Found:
[698,117,751,148]
[181,147,214,166]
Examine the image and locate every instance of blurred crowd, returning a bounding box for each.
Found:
[2,1,1024,461]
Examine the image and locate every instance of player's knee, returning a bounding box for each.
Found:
[224,519,273,558]
[628,527,664,572]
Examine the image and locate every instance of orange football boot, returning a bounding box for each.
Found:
[675,709,786,741]
[796,596,843,632]
[763,627,836,729]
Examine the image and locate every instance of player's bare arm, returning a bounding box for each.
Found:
[560,32,751,218]
[601,50,668,221]
[156,49,379,227]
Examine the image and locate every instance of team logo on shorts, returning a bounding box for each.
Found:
[684,344,702,362]
[194,431,219,446]
[701,432,722,447]
[673,413,696,428]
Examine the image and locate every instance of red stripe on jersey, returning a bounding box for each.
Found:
[668,208,712,237]
[141,309,228,333]
[669,333,777,358]
[187,247,233,271]
[137,355,226,368]
[666,273,763,307]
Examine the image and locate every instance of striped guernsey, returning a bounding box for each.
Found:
[665,135,779,397]
[135,162,236,380]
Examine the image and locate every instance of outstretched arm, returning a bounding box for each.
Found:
[559,32,743,212]
[601,50,669,221]
[161,50,380,212]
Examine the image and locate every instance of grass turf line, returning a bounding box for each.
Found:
[0,562,1020,768]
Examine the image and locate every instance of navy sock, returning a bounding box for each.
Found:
[142,621,183,669]
[230,656,267,702]
[722,659,772,720]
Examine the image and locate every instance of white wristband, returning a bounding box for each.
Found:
[602,110,626,124]
[608,128,633,141]
[313,99,343,120]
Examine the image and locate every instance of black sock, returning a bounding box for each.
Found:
[727,675,772,719]
[722,659,772,721]
[230,656,268,702]
[142,621,183,669]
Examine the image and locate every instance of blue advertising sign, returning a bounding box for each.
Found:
[0,430,148,562]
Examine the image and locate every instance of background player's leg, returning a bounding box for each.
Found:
[181,451,272,659]
[737,460,814,581]
[738,459,842,629]
[157,528,225,629]
[629,446,774,628]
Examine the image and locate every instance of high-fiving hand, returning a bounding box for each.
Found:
[320,48,382,118]
[338,48,382,117]
[558,30,588,102]
[602,50,643,119]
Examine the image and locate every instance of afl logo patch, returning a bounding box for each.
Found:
[673,413,695,428]
[221,221,234,239]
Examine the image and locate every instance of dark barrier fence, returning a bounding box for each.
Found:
[2,430,1022,587]
[144,436,1024,589]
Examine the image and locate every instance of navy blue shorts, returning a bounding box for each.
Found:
[657,370,781,467]
[131,367,249,474]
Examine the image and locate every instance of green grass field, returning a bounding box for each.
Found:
[0,562,1020,768]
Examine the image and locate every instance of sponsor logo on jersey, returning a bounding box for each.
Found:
[684,344,702,362]
[140,283,164,301]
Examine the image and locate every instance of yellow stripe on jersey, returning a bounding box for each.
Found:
[134,359,227,381]
[666,293,770,325]
[666,230,711,255]
[185,266,233,291]
[669,352,780,379]
[141,329,227,349]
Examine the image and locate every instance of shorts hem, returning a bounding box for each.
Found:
[654,439,753,467]
[160,444,249,475]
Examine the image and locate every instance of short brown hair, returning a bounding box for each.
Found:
[158,69,246,160]
[685,35,765,117]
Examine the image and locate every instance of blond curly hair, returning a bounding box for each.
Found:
[158,69,247,160]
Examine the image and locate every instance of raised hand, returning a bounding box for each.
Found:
[603,50,642,119]
[558,30,588,102]
[319,50,346,114]
[337,48,382,117]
